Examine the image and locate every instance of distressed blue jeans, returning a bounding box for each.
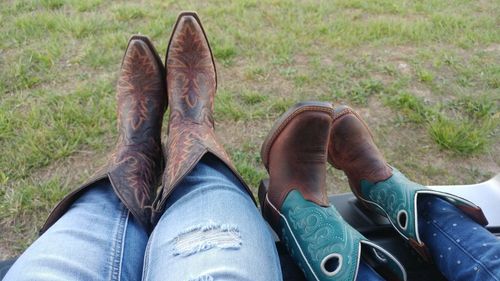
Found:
[4,155,282,281]
[4,155,499,280]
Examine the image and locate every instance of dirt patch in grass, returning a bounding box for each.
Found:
[483,44,500,52]
[32,145,109,184]
[0,145,110,259]
[218,58,297,99]
[217,120,271,148]
[0,243,17,261]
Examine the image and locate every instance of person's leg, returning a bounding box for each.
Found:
[418,195,500,281]
[143,154,282,281]
[357,260,386,281]
[3,181,148,281]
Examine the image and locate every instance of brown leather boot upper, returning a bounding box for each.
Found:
[153,12,255,221]
[261,102,333,227]
[327,106,392,194]
[108,37,166,230]
[41,36,166,233]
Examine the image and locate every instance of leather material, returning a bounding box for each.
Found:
[261,102,334,228]
[152,12,254,223]
[275,190,406,281]
[41,36,166,233]
[328,105,488,260]
[279,190,364,281]
[260,103,406,281]
[328,106,392,193]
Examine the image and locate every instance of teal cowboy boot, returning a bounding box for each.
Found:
[327,105,488,259]
[259,102,407,281]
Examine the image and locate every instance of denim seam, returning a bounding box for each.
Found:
[117,211,130,280]
[142,226,155,280]
[430,219,500,281]
[108,205,128,281]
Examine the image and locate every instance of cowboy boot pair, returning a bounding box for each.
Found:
[42,12,254,233]
[259,102,407,281]
[327,105,488,259]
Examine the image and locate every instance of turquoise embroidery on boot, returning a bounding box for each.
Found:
[360,168,423,240]
[279,190,364,281]
[276,189,408,281]
[359,167,483,244]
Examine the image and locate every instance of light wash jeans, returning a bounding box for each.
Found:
[6,155,497,280]
[4,155,281,281]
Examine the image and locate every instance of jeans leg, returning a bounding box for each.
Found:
[143,154,282,281]
[356,260,386,281]
[3,181,148,281]
[418,195,500,281]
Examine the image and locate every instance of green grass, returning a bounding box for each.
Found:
[429,118,489,155]
[1,0,499,258]
[384,90,499,154]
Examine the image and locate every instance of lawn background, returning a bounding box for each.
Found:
[1,0,499,258]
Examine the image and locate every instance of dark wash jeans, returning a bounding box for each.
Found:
[416,195,500,281]
[359,194,500,281]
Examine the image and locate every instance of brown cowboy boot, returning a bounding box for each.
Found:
[259,102,407,281]
[328,105,487,259]
[260,102,333,227]
[41,35,166,233]
[327,106,393,199]
[152,12,255,222]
